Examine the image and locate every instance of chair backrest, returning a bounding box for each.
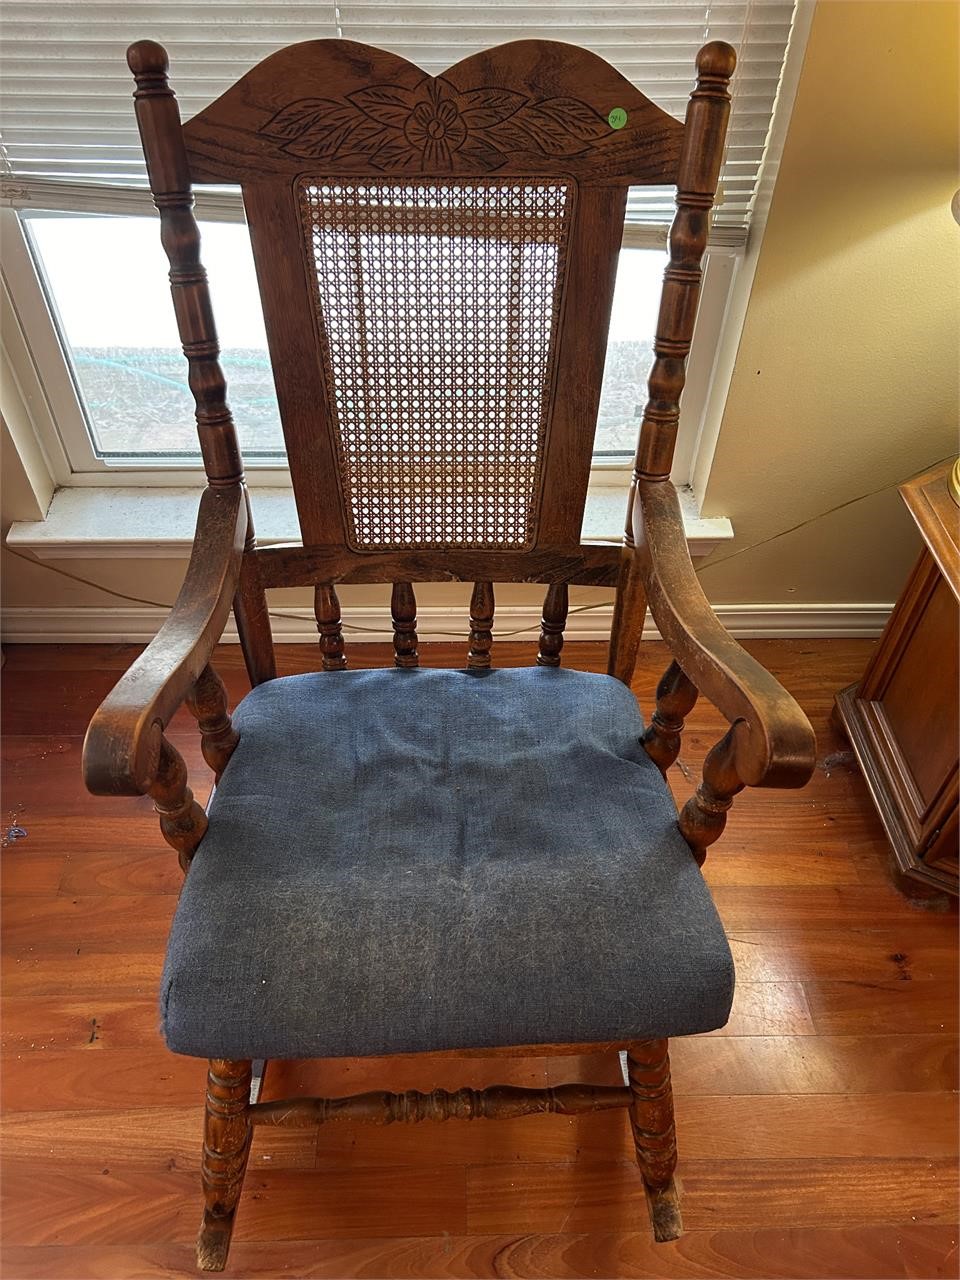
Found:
[127,36,734,677]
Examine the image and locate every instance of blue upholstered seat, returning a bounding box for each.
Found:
[161,667,734,1059]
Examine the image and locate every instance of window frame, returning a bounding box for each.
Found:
[1,2,817,507]
[2,204,741,490]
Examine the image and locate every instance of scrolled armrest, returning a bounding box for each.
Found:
[634,479,815,789]
[82,484,247,797]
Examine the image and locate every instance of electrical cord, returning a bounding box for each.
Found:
[6,457,949,638]
[2,544,614,638]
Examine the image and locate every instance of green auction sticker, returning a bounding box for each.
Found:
[608,107,628,130]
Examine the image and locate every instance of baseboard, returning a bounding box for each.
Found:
[0,602,892,644]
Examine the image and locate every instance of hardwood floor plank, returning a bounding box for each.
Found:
[0,849,68,895]
[1,1049,205,1111]
[2,1162,468,1246]
[7,814,167,858]
[712,885,948,932]
[2,895,176,955]
[2,951,163,999]
[1,1225,955,1280]
[726,927,960,984]
[57,847,183,896]
[465,1158,959,1234]
[709,981,815,1037]
[803,978,960,1035]
[669,1033,960,1095]
[0,1164,194,1248]
[2,1108,318,1171]
[2,996,164,1051]
[674,1093,959,1160]
[701,846,864,886]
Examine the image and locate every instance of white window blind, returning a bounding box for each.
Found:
[0,1,797,244]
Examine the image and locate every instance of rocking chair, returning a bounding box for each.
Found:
[83,34,816,1272]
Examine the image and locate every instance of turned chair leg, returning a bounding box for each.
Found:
[197,1058,253,1272]
[626,1039,683,1242]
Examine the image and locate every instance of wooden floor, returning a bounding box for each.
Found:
[1,639,957,1280]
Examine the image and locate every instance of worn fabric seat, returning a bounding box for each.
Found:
[161,667,734,1060]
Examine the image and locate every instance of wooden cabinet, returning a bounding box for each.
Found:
[835,459,959,896]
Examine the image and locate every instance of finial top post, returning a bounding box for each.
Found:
[127,40,169,79]
[696,41,737,80]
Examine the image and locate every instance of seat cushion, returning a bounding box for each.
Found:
[161,667,734,1059]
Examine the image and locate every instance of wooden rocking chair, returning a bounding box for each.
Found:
[83,34,816,1271]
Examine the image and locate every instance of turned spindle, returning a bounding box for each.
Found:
[641,660,698,775]
[197,1058,252,1272]
[149,735,208,872]
[391,582,419,668]
[468,581,495,669]
[537,582,569,667]
[249,1081,631,1127]
[678,724,744,864]
[626,1039,677,1189]
[314,583,347,670]
[626,1038,682,1242]
[186,665,239,781]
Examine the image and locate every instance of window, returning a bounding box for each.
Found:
[24,214,283,462]
[21,210,669,467]
[598,249,668,456]
[0,1,802,484]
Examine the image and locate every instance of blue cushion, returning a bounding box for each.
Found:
[161,667,734,1059]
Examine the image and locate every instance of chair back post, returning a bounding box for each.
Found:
[607,41,734,686]
[633,40,736,483]
[127,41,276,686]
[127,41,244,487]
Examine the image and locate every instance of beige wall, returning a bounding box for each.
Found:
[2,0,958,621]
[698,0,959,603]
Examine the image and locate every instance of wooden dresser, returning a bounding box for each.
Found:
[835,458,959,896]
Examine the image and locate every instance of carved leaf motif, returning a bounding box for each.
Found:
[261,98,354,141]
[527,96,611,143]
[283,123,354,160]
[369,136,420,171]
[480,118,541,155]
[456,140,508,171]
[335,117,386,155]
[347,84,417,128]
[456,87,527,129]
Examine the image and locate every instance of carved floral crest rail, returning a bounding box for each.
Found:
[260,75,617,171]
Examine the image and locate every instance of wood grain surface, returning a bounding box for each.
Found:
[1,638,958,1279]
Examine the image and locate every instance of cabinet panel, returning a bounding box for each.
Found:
[881,574,959,811]
[835,459,959,897]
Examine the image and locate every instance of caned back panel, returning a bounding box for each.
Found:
[298,178,572,551]
[183,39,683,556]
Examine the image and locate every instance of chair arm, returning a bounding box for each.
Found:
[633,479,815,789]
[82,485,247,797]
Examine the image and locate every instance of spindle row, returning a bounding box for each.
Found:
[308,581,573,670]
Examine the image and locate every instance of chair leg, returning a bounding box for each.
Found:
[626,1038,683,1242]
[197,1058,253,1272]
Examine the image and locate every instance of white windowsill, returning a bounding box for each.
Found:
[7,483,733,559]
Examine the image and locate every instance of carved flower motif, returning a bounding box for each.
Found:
[261,76,613,173]
[402,80,469,168]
